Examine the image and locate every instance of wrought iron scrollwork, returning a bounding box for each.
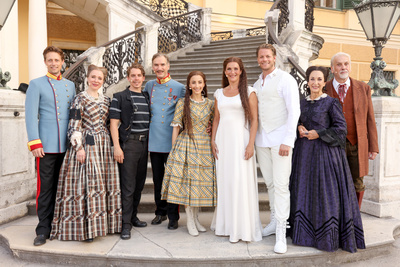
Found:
[62,49,84,73]
[211,31,233,41]
[289,63,308,100]
[136,0,188,19]
[67,63,87,94]
[158,10,202,53]
[305,0,315,32]
[102,29,144,90]
[277,0,289,36]
[246,26,266,37]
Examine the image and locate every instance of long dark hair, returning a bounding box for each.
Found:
[184,71,208,140]
[222,57,250,123]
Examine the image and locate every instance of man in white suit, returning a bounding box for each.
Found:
[253,44,300,254]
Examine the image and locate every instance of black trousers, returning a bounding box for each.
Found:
[36,153,65,236]
[150,152,180,221]
[120,136,148,230]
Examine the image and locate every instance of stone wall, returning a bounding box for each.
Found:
[0,90,36,224]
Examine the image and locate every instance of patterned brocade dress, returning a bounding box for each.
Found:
[50,92,122,241]
[289,94,365,253]
[161,97,217,207]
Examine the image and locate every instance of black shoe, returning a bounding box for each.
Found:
[120,228,131,240]
[167,220,178,230]
[151,215,167,225]
[33,235,46,246]
[132,219,147,228]
[85,238,94,243]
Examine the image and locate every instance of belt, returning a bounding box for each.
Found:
[130,133,148,141]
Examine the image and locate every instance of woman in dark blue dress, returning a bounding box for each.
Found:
[289,66,365,253]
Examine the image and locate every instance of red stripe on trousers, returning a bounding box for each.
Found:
[36,157,41,213]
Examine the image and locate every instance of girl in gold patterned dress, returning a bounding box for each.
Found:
[161,71,216,236]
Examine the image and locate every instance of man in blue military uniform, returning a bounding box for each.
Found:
[144,53,185,229]
[25,46,75,246]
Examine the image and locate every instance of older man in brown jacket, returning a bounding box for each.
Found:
[325,52,379,209]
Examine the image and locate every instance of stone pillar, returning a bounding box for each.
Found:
[288,0,305,31]
[0,90,36,224]
[106,2,137,40]
[28,0,47,80]
[201,8,212,44]
[362,97,400,217]
[144,22,160,74]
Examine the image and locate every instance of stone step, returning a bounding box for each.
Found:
[173,55,257,64]
[1,213,397,267]
[185,49,256,57]
[207,35,267,46]
[193,44,262,54]
[167,61,260,69]
[27,177,269,215]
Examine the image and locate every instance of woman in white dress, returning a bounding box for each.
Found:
[211,57,262,243]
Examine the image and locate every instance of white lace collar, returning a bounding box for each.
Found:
[306,93,327,102]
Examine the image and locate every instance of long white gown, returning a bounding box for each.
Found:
[211,87,262,242]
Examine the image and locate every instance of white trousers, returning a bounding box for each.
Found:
[256,145,292,222]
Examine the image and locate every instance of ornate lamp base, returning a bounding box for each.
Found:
[368,58,399,97]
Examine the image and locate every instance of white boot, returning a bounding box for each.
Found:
[185,206,199,236]
[262,210,276,237]
[193,207,206,232]
[274,220,289,254]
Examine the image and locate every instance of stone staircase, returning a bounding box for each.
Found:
[145,35,267,95]
[28,161,268,215]
[27,35,270,216]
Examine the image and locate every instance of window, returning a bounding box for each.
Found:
[314,0,337,9]
[314,0,362,10]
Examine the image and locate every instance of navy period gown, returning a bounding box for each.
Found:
[288,94,365,253]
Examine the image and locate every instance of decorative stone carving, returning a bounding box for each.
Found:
[0,68,11,89]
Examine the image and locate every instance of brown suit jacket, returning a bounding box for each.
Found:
[326,78,379,177]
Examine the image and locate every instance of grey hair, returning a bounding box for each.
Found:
[330,52,351,66]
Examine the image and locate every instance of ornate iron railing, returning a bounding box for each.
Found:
[158,9,202,53]
[102,28,144,89]
[305,0,315,32]
[267,0,308,99]
[246,26,266,37]
[136,0,188,19]
[211,31,233,41]
[277,0,289,37]
[62,49,85,73]
[64,28,145,93]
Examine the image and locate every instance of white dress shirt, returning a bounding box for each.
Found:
[332,78,351,97]
[254,68,300,148]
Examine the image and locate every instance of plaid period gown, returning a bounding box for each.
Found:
[161,97,217,207]
[50,91,122,241]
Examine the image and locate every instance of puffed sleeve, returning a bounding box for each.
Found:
[213,89,221,101]
[248,86,257,96]
[171,98,184,128]
[315,98,347,149]
[68,93,84,151]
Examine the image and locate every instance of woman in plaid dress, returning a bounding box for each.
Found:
[161,71,216,236]
[50,65,122,241]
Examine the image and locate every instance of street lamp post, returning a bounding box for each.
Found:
[353,0,400,96]
[0,0,16,89]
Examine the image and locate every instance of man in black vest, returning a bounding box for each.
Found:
[110,63,150,240]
